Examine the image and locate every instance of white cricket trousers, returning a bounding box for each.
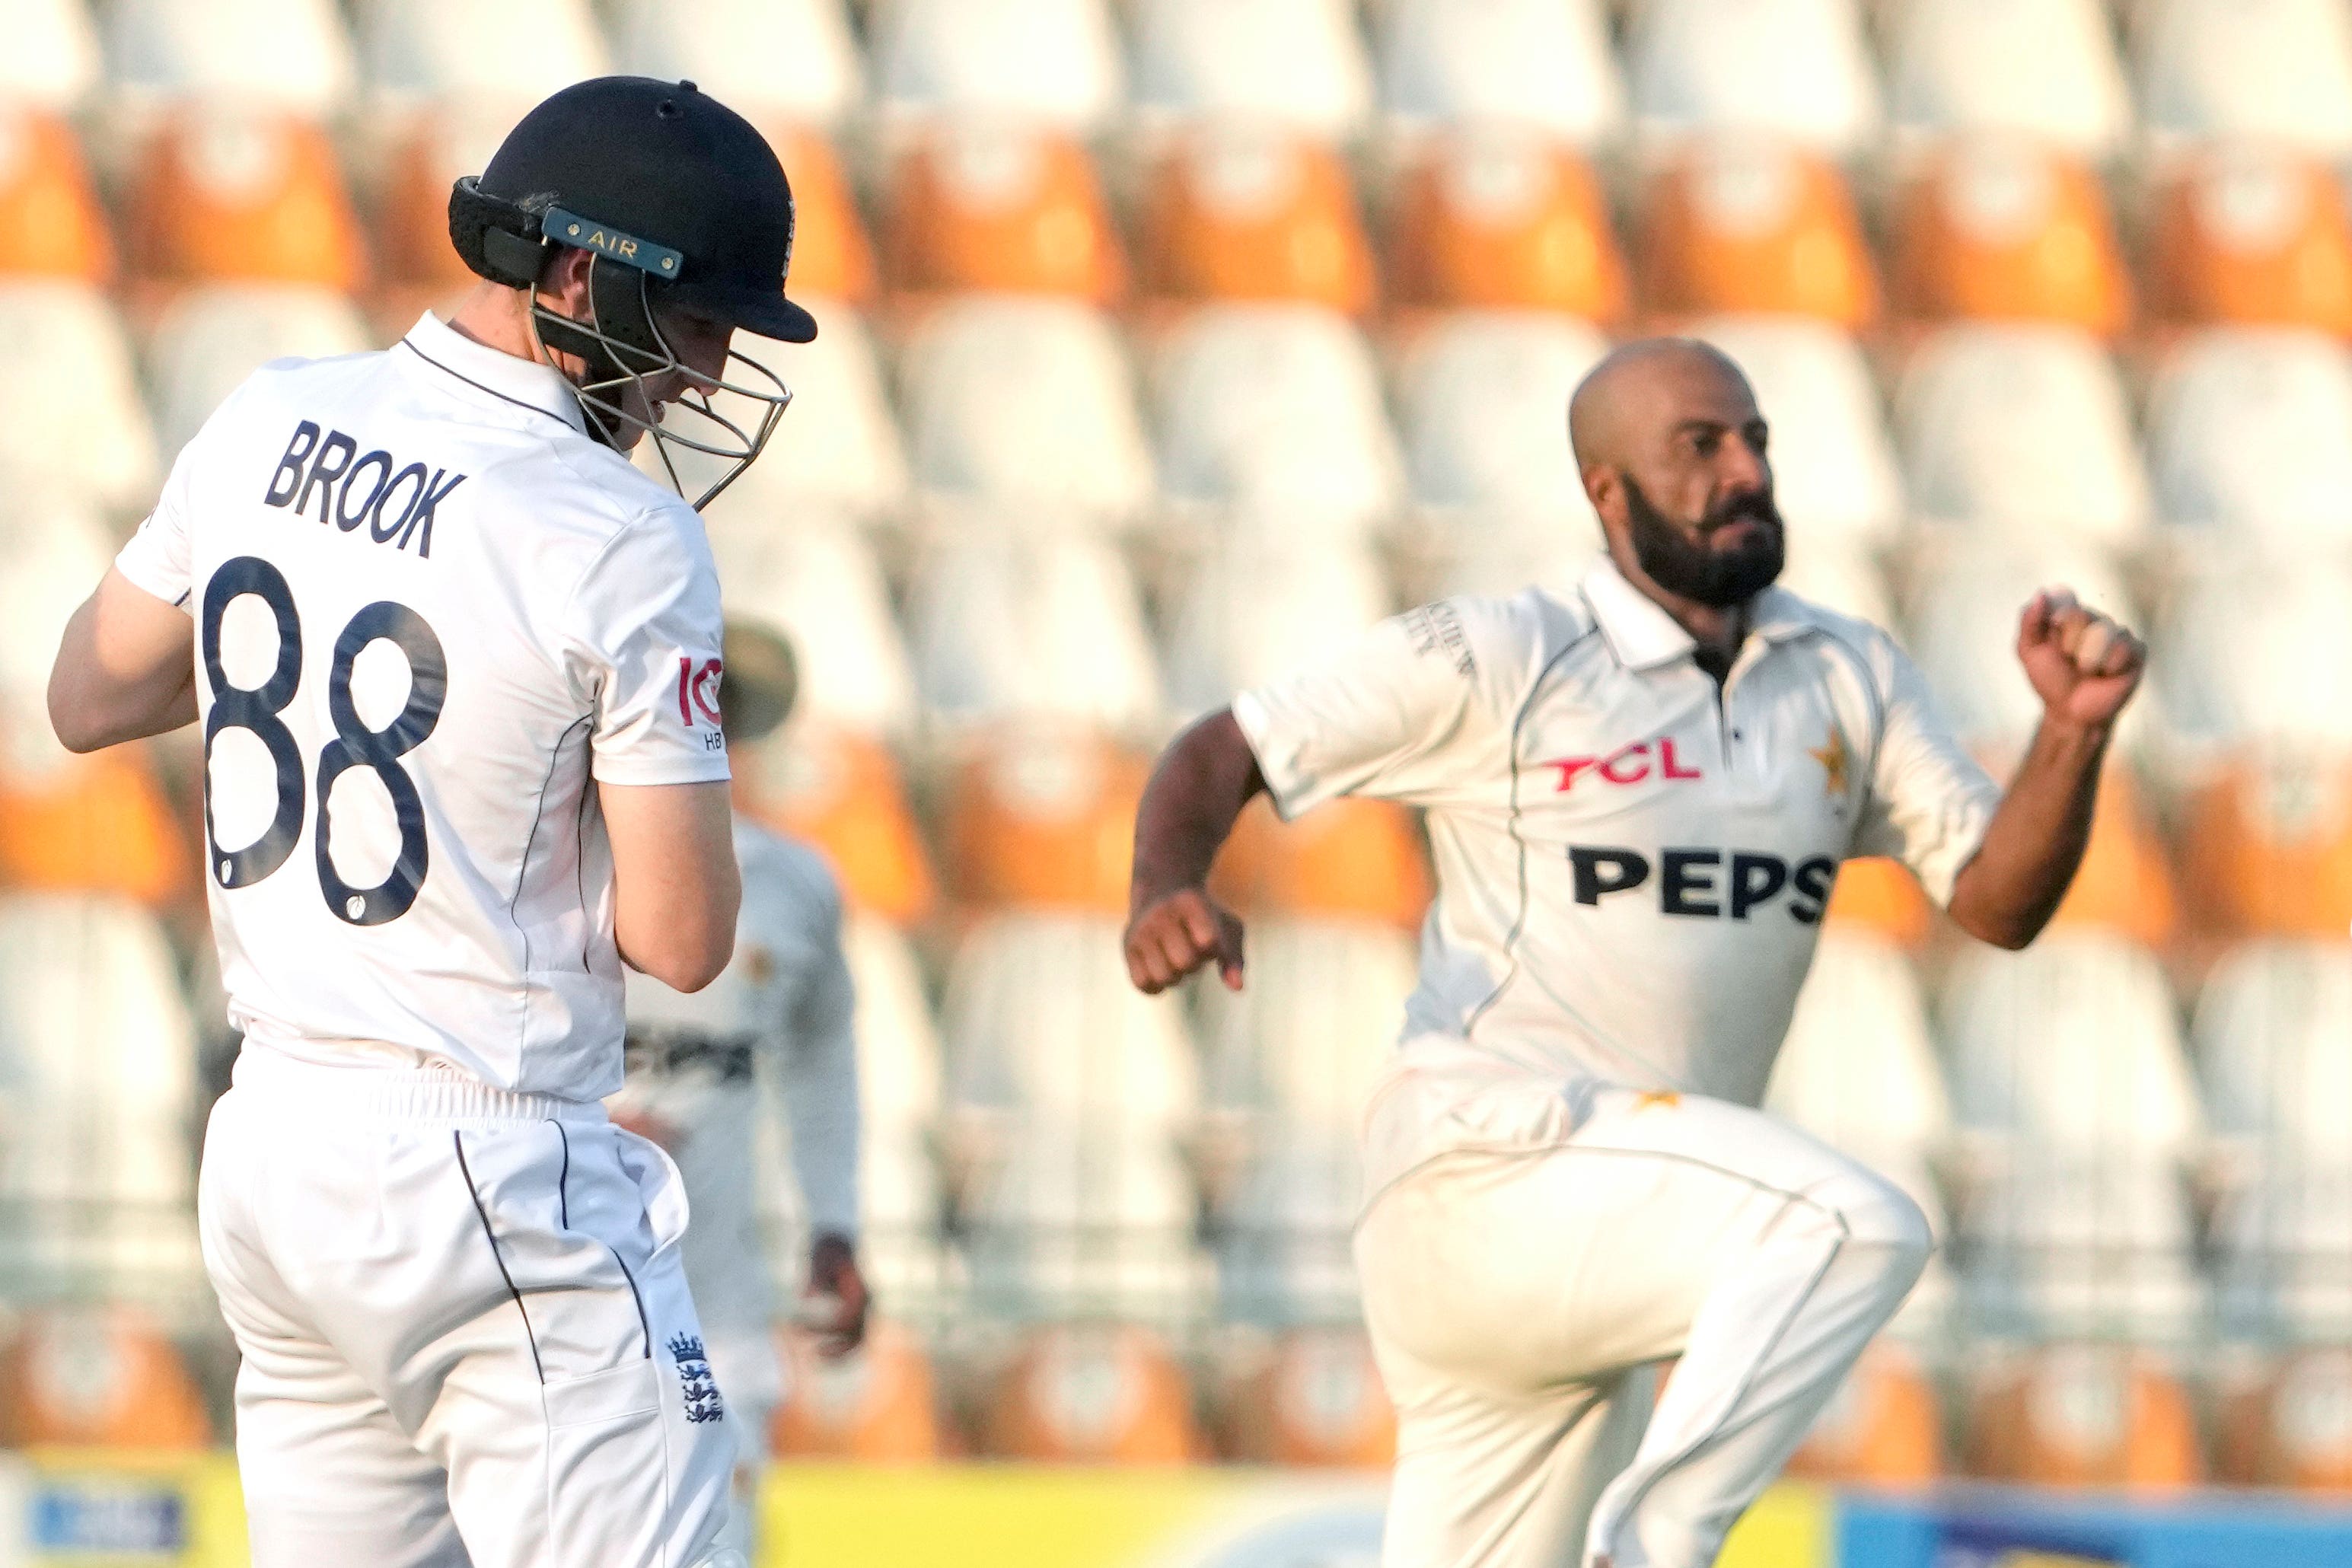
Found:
[1354,1044,1932,1568]
[197,1050,743,1568]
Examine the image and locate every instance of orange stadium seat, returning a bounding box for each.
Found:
[123,107,364,292]
[0,1306,211,1448]
[1823,856,1933,947]
[2178,757,2352,938]
[1218,1327,1396,1467]
[1787,1340,1943,1485]
[771,1319,945,1462]
[1891,135,2131,336]
[2042,770,2179,948]
[981,1323,1204,1463]
[884,120,1120,303]
[940,725,1146,916]
[768,125,875,304]
[1387,129,1626,320]
[2149,143,2352,335]
[1139,126,1375,314]
[742,722,936,926]
[1635,136,1876,327]
[2217,1347,2352,1493]
[1210,796,1430,931]
[0,106,112,282]
[375,98,530,292]
[1965,1343,2204,1490]
[0,747,190,909]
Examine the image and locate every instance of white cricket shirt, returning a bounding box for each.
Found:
[1235,559,1999,1108]
[613,821,861,1334]
[114,313,731,1100]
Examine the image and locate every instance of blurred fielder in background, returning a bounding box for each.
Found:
[1123,339,2146,1568]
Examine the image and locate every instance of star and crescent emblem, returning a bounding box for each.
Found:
[1810,725,1851,800]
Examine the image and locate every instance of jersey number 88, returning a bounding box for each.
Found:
[200,556,447,927]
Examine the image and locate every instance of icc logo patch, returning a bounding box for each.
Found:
[668,1333,727,1425]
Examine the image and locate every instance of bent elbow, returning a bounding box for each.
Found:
[644,929,736,993]
[45,696,104,756]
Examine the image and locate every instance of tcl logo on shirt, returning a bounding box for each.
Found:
[1566,844,1837,924]
[1543,736,1703,792]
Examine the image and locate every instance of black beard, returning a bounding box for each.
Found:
[1623,476,1785,608]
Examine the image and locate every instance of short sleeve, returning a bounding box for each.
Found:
[1850,638,2001,907]
[563,509,732,787]
[1232,598,1520,817]
[113,437,199,613]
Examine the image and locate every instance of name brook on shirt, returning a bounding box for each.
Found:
[1569,845,1837,925]
[263,420,469,559]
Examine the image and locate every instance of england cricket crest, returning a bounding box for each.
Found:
[668,1333,727,1425]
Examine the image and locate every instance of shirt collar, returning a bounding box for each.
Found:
[397,311,587,435]
[1577,559,1817,672]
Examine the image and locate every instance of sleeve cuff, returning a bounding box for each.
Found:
[1229,690,1312,822]
[588,755,734,788]
[112,551,192,616]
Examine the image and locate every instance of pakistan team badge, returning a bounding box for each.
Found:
[1810,725,1852,805]
[668,1334,727,1424]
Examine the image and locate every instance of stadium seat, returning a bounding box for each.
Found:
[1821,858,1933,948]
[1774,540,1895,627]
[374,97,529,294]
[1131,0,1373,143]
[1634,137,1877,327]
[741,722,937,926]
[0,107,113,282]
[1786,1340,1943,1484]
[1689,316,1903,553]
[833,918,948,1303]
[1194,916,1421,1139]
[1765,931,1951,1194]
[1965,1343,2205,1488]
[0,894,205,1305]
[769,130,875,304]
[1162,534,1391,715]
[123,108,364,292]
[937,726,1148,915]
[1152,304,1404,537]
[359,0,609,107]
[884,121,1123,302]
[900,295,1153,527]
[145,283,371,461]
[1627,0,1880,158]
[1889,137,2131,336]
[0,280,158,516]
[2147,145,2352,335]
[607,0,864,131]
[1209,799,1432,932]
[1138,126,1376,314]
[1886,0,2131,159]
[1394,311,1608,533]
[873,0,1123,135]
[0,0,99,111]
[678,301,904,524]
[906,525,1164,737]
[981,1324,1204,1461]
[1423,526,1598,604]
[2146,329,2352,541]
[0,1306,211,1448]
[2134,0,2352,158]
[104,0,355,118]
[1217,1326,1396,1467]
[1388,131,1625,320]
[1377,0,1621,147]
[1213,1129,1366,1325]
[772,1319,945,1461]
[1895,324,2149,548]
[706,511,919,740]
[2217,1347,2352,1491]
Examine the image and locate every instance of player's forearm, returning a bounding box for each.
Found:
[1946,715,2111,950]
[1129,708,1266,908]
[48,580,199,753]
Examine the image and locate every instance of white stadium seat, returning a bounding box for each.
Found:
[1896,323,2150,550]
[0,0,99,110]
[608,0,863,129]
[1394,310,1608,540]
[1627,0,1881,158]
[1887,0,2131,160]
[1162,537,1392,717]
[1774,542,1893,628]
[2145,329,2352,543]
[1153,304,1404,541]
[145,283,371,463]
[2153,553,2352,762]
[904,518,1164,736]
[1197,919,1417,1139]
[1377,0,1622,148]
[874,0,1123,134]
[1692,314,1903,553]
[104,0,356,117]
[0,494,113,780]
[1131,0,1374,142]
[2135,0,2352,159]
[359,0,609,107]
[706,509,919,741]
[0,893,203,1306]
[1767,930,1950,1194]
[0,280,158,518]
[900,295,1153,527]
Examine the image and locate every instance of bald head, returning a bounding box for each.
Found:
[1568,338,1755,473]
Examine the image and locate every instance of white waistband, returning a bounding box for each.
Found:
[231,1044,607,1125]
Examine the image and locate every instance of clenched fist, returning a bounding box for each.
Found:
[2017,588,2145,731]
[1123,885,1246,994]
